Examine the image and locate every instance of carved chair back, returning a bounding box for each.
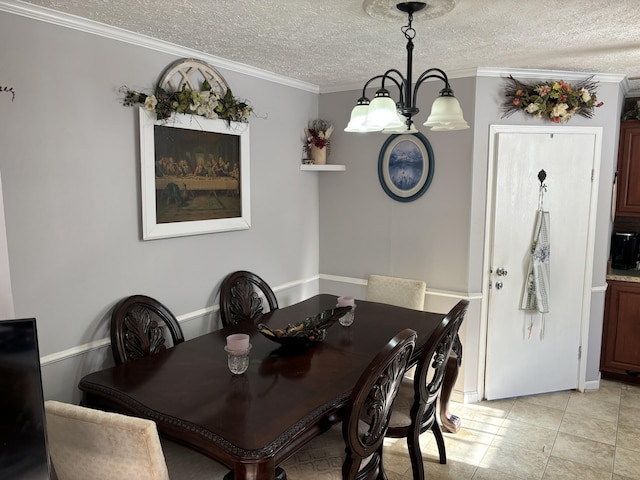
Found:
[342,328,416,479]
[386,300,468,479]
[219,270,279,327]
[110,295,185,365]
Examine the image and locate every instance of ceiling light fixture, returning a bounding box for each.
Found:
[345,1,469,134]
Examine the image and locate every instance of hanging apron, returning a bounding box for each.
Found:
[521,209,550,338]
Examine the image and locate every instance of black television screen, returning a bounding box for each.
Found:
[0,318,52,479]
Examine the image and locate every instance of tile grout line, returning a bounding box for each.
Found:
[540,396,567,479]
[612,383,622,478]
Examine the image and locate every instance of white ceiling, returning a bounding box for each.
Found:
[11,0,640,94]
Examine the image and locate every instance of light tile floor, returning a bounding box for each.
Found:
[382,379,640,480]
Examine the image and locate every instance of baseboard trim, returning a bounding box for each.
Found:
[319,273,482,300]
[41,273,480,369]
[40,304,221,366]
[583,378,601,391]
[40,275,319,366]
[451,389,478,405]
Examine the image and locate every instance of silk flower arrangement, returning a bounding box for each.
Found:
[502,75,603,123]
[120,80,253,125]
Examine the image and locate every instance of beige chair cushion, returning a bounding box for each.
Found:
[161,438,230,479]
[365,274,426,310]
[280,425,375,479]
[45,400,170,480]
[281,425,344,479]
[387,377,414,429]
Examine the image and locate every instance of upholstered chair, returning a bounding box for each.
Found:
[45,400,228,480]
[365,274,426,310]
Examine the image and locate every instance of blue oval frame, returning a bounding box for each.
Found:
[377,132,435,202]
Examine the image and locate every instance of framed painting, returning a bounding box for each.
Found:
[377,132,434,202]
[139,108,250,240]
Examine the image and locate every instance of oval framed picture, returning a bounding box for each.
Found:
[377,132,434,202]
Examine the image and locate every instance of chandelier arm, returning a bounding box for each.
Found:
[412,69,452,108]
[360,72,402,95]
[381,70,407,106]
[380,69,406,93]
[361,71,407,107]
[359,75,384,99]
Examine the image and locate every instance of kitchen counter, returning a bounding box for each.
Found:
[607,268,640,283]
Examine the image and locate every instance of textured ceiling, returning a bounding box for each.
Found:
[14,0,640,93]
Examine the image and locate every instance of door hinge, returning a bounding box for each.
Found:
[578,345,582,359]
[591,169,594,182]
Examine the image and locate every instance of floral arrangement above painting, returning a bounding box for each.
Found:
[120,80,253,125]
[304,119,334,165]
[502,75,603,123]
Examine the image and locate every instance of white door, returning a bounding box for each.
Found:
[484,126,601,400]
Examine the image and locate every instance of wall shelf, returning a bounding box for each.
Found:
[300,164,346,172]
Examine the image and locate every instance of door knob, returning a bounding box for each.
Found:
[496,267,508,276]
[495,281,503,290]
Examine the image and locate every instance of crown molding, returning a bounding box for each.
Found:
[0,0,320,94]
[321,67,478,94]
[476,67,626,84]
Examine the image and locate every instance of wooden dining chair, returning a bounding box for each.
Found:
[110,294,184,365]
[45,400,229,480]
[365,274,463,434]
[219,270,279,327]
[365,274,426,310]
[279,328,416,480]
[385,300,468,480]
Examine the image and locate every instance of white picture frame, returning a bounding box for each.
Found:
[139,108,251,240]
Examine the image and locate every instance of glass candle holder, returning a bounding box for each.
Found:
[338,305,357,326]
[336,296,356,327]
[224,345,252,375]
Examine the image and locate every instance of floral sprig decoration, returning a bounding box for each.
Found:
[622,100,640,121]
[304,119,334,154]
[120,79,253,125]
[502,75,603,123]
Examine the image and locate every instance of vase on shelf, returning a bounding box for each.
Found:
[309,145,327,165]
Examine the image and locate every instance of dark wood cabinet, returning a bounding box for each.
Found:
[616,120,640,216]
[601,280,640,384]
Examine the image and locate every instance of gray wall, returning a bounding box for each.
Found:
[0,10,321,402]
[0,6,627,405]
[317,71,624,401]
[318,78,475,288]
[317,77,481,402]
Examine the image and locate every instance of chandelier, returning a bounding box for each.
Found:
[345,1,469,134]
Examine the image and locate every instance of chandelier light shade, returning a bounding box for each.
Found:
[345,1,469,134]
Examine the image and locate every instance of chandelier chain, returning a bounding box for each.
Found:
[401,11,416,41]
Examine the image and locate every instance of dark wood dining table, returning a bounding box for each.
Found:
[79,294,446,480]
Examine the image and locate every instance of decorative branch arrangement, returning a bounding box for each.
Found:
[622,99,640,121]
[502,75,603,123]
[1,85,15,101]
[120,80,253,125]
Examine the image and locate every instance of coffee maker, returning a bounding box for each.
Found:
[611,232,640,270]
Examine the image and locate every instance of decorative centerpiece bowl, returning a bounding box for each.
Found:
[257,306,351,349]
